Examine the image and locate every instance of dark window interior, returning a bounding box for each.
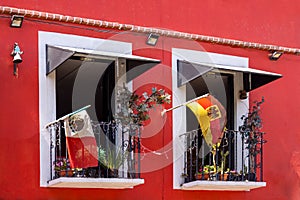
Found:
[186,72,234,130]
[186,72,234,176]
[56,57,115,122]
[55,57,116,155]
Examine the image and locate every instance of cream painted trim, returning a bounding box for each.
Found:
[38,31,132,187]
[48,177,144,189]
[181,181,266,191]
[172,48,249,189]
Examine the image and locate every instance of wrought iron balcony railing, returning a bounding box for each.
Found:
[46,120,141,183]
[180,129,265,184]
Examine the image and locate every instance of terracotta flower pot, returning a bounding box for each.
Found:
[219,173,228,181]
[59,170,73,177]
[195,173,209,180]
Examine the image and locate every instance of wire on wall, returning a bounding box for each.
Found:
[1,6,300,55]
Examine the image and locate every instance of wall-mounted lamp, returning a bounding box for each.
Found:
[146,33,159,46]
[11,43,23,77]
[10,15,24,28]
[269,51,283,61]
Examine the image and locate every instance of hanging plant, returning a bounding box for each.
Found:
[115,86,171,126]
[239,97,267,180]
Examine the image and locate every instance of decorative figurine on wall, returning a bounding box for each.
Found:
[11,43,23,77]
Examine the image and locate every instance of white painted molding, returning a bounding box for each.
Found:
[48,178,145,189]
[172,48,249,189]
[181,181,266,191]
[39,31,132,187]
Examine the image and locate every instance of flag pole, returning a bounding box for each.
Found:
[44,105,91,128]
[161,93,209,116]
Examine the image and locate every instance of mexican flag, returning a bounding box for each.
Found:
[186,95,227,147]
[64,110,98,168]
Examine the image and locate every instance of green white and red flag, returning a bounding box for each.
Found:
[64,110,98,168]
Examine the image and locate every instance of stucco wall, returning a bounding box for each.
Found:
[0,1,300,199]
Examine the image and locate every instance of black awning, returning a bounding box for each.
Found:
[46,45,160,81]
[46,45,75,74]
[177,60,282,92]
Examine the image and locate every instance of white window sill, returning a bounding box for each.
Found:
[47,177,144,189]
[181,180,266,191]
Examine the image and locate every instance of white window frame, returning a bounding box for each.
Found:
[172,48,251,190]
[38,31,133,187]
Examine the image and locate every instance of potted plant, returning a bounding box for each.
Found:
[115,86,171,126]
[239,97,266,181]
[218,150,229,181]
[196,165,215,180]
[54,158,73,177]
[98,146,128,178]
[106,86,171,178]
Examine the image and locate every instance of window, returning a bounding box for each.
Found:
[172,48,281,191]
[39,32,159,188]
[184,70,235,182]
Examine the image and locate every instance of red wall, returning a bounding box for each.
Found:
[1,1,300,199]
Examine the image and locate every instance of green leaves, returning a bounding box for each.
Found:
[115,86,171,126]
[98,146,127,170]
[239,97,266,173]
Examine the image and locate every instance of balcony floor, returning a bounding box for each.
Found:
[181,180,266,191]
[48,177,144,189]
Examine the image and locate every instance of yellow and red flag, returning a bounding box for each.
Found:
[186,95,227,146]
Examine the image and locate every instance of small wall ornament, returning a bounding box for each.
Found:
[11,43,23,77]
